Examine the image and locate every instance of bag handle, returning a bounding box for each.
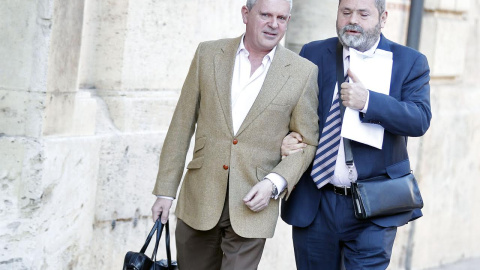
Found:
[151,220,164,265]
[165,221,173,268]
[139,217,174,269]
[139,218,161,254]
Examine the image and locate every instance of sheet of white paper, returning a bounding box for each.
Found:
[341,48,393,149]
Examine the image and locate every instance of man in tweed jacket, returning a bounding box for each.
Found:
[151,0,319,269]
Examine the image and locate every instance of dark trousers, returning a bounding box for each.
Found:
[292,187,397,270]
[175,196,266,270]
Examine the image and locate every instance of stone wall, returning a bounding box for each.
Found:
[1,0,479,269]
[0,0,99,269]
[408,0,480,268]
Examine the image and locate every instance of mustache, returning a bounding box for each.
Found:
[342,24,364,33]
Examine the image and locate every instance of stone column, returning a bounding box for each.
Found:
[0,0,99,269]
[285,0,338,53]
[407,0,480,269]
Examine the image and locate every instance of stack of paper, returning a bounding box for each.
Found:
[340,48,393,149]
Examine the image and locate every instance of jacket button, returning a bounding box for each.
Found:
[233,139,238,145]
[223,165,229,170]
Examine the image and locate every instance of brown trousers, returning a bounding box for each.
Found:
[175,196,266,270]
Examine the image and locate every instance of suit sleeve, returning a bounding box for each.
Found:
[270,65,319,200]
[152,44,202,197]
[361,53,432,137]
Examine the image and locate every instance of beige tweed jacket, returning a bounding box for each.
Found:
[153,36,319,238]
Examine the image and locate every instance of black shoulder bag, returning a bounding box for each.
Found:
[123,219,178,270]
[335,42,424,220]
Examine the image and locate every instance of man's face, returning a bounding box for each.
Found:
[336,0,388,52]
[242,0,291,54]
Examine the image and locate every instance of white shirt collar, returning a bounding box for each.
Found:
[237,35,277,65]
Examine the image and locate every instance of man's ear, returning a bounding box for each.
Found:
[241,6,249,24]
[380,11,388,28]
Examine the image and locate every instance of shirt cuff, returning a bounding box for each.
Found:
[264,173,287,200]
[360,90,370,113]
[156,195,174,200]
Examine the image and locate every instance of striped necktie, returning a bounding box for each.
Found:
[311,54,349,188]
[310,91,342,188]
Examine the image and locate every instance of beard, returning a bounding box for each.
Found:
[336,21,381,52]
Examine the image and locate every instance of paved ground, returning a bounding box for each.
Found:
[426,257,480,270]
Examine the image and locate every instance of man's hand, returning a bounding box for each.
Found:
[151,197,173,224]
[340,69,368,110]
[243,180,273,212]
[281,132,307,158]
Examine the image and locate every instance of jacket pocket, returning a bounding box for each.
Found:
[186,157,204,170]
[267,103,291,112]
[193,137,206,153]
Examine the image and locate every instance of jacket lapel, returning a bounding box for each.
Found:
[235,45,290,136]
[321,43,337,126]
[376,34,391,52]
[214,36,242,135]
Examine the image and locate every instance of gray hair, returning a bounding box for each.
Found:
[246,0,293,11]
[339,0,385,15]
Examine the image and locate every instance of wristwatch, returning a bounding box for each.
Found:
[270,180,278,199]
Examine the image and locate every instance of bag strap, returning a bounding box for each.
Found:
[140,218,160,254]
[335,42,354,168]
[151,220,164,266]
[165,221,173,268]
[139,218,174,269]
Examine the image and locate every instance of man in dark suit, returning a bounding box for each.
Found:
[281,0,432,269]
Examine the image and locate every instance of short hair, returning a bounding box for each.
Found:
[339,0,385,15]
[246,0,293,12]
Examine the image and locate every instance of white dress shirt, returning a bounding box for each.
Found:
[231,37,286,198]
[330,39,379,187]
[231,38,276,135]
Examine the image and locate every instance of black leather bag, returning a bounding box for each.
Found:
[123,219,178,270]
[351,173,424,219]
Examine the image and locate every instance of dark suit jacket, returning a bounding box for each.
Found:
[281,34,432,228]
